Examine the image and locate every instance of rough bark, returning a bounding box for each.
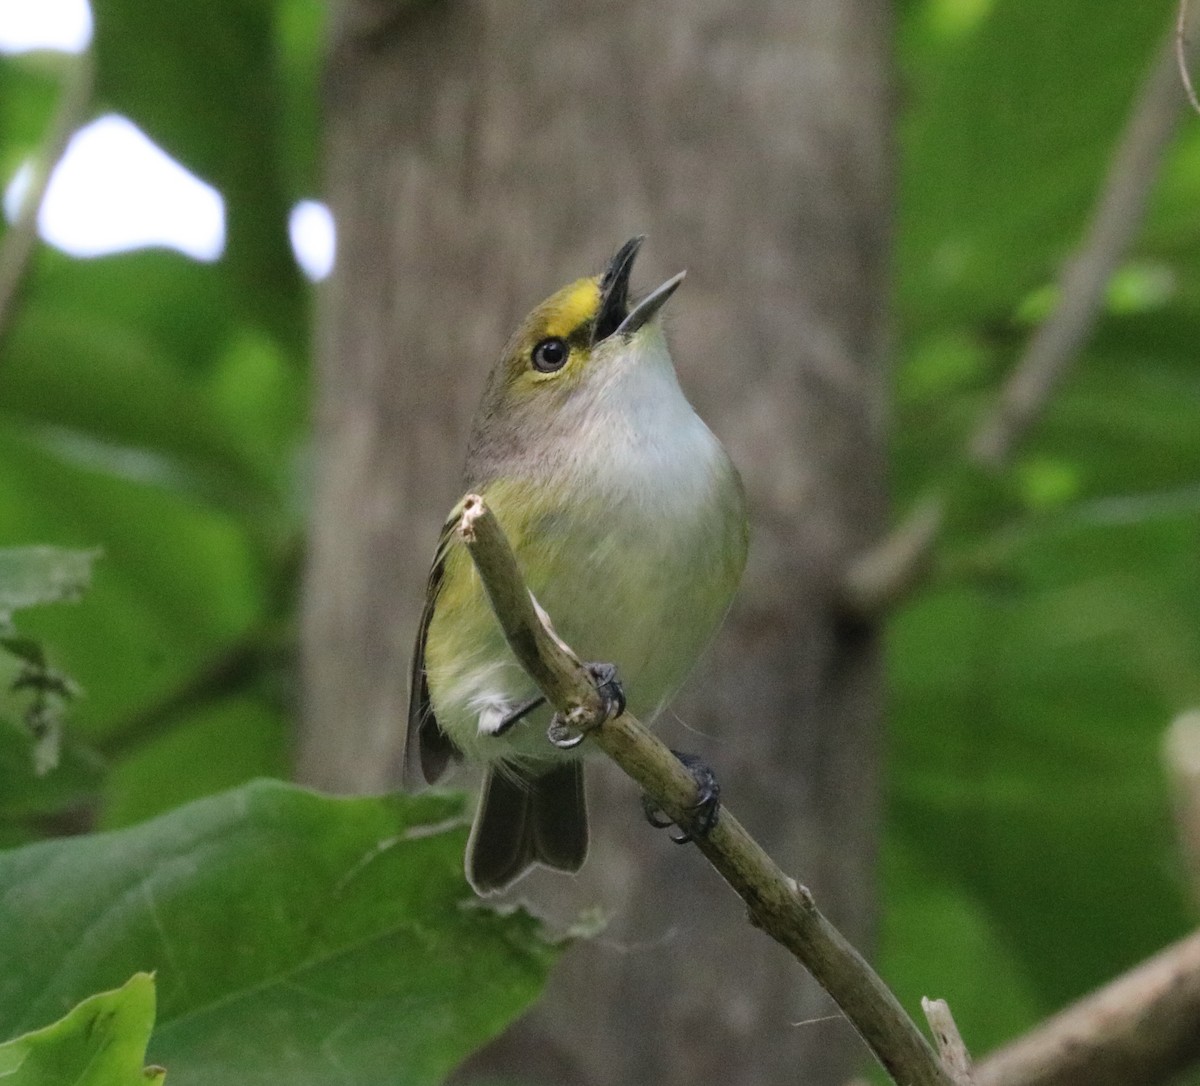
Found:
[302,3,892,1084]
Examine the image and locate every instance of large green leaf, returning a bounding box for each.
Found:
[0,781,560,1085]
[0,973,161,1086]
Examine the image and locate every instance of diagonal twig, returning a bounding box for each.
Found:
[1164,711,1200,907]
[924,998,975,1086]
[454,493,956,1086]
[1178,0,1200,115]
[0,49,95,347]
[842,9,1200,616]
[973,929,1200,1086]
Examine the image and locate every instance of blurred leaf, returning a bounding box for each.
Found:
[0,1,318,837]
[886,527,1198,1049]
[0,972,161,1086]
[1104,261,1176,315]
[276,0,325,198]
[0,548,94,779]
[890,0,1200,1015]
[0,53,62,183]
[0,546,97,617]
[90,0,306,350]
[0,427,266,735]
[900,0,1175,330]
[101,693,289,829]
[898,330,991,406]
[0,781,560,1086]
[1012,457,1081,511]
[1,249,302,511]
[881,834,1041,1047]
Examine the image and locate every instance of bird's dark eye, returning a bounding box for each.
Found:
[531,337,569,373]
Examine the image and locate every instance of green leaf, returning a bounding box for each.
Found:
[1,249,298,510]
[0,972,161,1086]
[0,712,103,828]
[0,549,94,779]
[0,781,561,1085]
[100,694,289,829]
[0,547,97,618]
[0,426,267,735]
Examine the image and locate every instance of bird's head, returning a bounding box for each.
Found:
[472,237,685,434]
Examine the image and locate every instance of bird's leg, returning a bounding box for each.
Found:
[642,751,721,844]
[547,662,626,749]
[493,695,546,736]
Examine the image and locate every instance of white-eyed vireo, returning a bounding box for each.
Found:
[407,237,747,894]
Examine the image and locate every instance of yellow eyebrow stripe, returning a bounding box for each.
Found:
[539,278,600,340]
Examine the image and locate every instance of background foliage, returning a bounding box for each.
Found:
[0,0,1197,1079]
[886,0,1200,1050]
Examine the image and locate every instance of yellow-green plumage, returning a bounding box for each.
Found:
[407,239,747,894]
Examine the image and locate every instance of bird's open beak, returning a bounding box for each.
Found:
[593,236,685,343]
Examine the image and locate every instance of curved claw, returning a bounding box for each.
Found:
[545,662,627,750]
[641,793,675,829]
[642,749,722,845]
[547,716,587,749]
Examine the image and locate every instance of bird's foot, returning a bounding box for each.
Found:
[642,750,721,844]
[546,662,626,749]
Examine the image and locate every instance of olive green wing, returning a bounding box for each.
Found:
[405,511,463,785]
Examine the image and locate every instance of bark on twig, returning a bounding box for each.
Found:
[923,998,975,1086]
[974,930,1200,1086]
[0,50,94,347]
[454,494,954,1086]
[842,10,1200,616]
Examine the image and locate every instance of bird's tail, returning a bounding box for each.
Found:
[466,761,588,894]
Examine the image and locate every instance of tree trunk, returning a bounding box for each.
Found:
[302,2,892,1083]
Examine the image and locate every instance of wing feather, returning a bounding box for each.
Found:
[405,510,464,784]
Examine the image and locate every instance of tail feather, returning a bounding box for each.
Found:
[532,761,589,873]
[466,763,588,894]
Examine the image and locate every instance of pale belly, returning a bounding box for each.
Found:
[424,457,746,769]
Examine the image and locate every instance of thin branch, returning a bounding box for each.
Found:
[1179,0,1200,115]
[923,998,975,1086]
[1164,710,1200,906]
[974,929,1200,1086]
[842,10,1199,616]
[0,49,95,347]
[841,494,944,618]
[969,13,1194,468]
[454,494,955,1086]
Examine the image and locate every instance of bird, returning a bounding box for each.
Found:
[407,237,748,894]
